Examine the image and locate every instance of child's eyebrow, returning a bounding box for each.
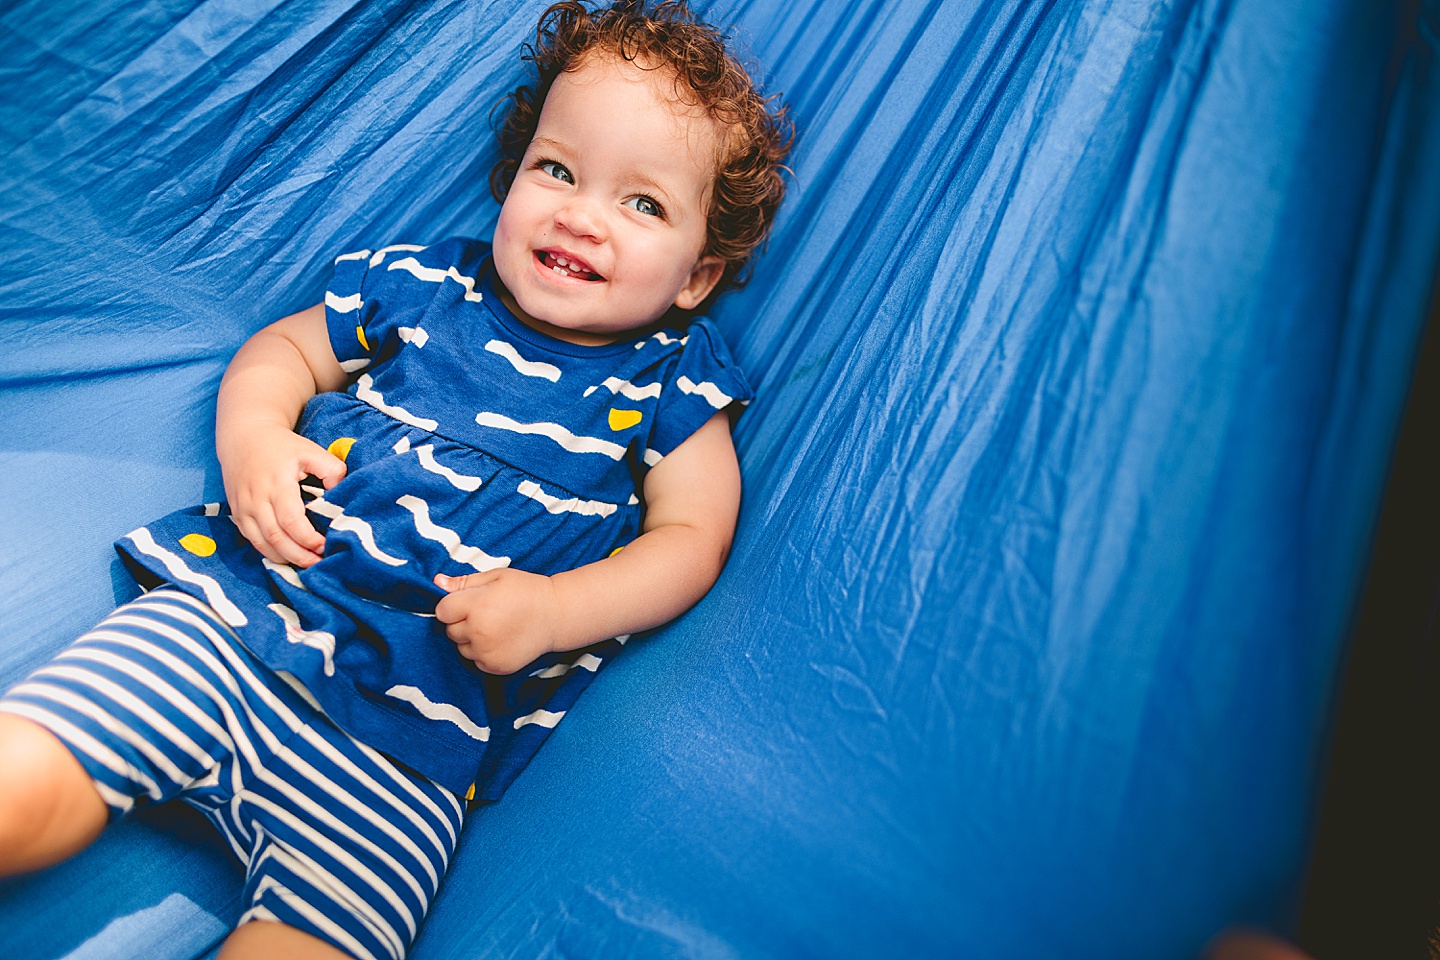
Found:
[627,172,675,202]
[528,135,568,154]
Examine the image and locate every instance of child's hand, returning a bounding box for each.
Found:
[433,570,564,675]
[221,426,346,568]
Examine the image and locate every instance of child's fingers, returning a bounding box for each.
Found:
[272,489,326,555]
[231,507,285,566]
[301,448,348,490]
[433,588,467,625]
[236,498,323,568]
[432,575,500,626]
[433,571,498,594]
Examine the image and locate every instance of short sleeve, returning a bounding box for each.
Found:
[648,318,754,460]
[323,242,431,373]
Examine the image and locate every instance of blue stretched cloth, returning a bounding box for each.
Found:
[1,1,1437,958]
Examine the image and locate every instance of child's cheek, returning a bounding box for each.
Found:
[490,212,524,293]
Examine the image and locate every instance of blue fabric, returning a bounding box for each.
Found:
[1,1,1438,958]
[0,588,465,960]
[117,236,747,796]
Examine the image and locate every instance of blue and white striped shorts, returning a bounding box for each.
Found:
[0,588,466,960]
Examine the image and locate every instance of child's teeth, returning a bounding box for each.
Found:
[543,252,595,279]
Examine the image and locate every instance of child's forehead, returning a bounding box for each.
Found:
[544,53,727,167]
[560,51,704,117]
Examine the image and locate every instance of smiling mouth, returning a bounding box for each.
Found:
[537,250,604,282]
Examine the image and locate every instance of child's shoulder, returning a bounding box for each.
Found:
[635,317,754,407]
[653,317,744,371]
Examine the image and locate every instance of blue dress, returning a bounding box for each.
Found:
[116,238,752,797]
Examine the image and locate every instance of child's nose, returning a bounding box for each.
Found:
[554,196,604,241]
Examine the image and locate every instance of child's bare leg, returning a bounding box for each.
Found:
[219,921,351,959]
[0,714,108,876]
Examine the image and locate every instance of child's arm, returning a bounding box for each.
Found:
[433,411,741,675]
[216,303,350,568]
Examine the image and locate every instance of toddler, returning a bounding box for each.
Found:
[0,2,791,958]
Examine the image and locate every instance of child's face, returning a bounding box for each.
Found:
[492,54,725,345]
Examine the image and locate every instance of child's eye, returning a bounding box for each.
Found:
[625,196,663,218]
[537,161,573,184]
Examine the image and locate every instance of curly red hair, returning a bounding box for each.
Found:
[490,0,793,303]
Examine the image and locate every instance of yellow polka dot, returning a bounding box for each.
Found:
[608,546,625,558]
[464,783,476,801]
[356,326,370,351]
[179,534,216,557]
[328,437,356,461]
[608,408,643,431]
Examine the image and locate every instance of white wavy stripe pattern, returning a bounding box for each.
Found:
[529,654,603,678]
[583,376,660,400]
[268,603,337,676]
[325,290,361,313]
[486,340,561,382]
[326,284,371,372]
[636,332,687,348]
[262,557,305,589]
[123,528,248,625]
[387,257,483,302]
[516,480,616,518]
[676,375,733,409]
[396,495,510,571]
[306,498,407,567]
[368,244,425,267]
[474,411,626,459]
[415,445,483,492]
[385,685,489,742]
[356,374,438,430]
[514,708,565,729]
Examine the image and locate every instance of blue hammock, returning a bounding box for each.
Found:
[1,0,1437,957]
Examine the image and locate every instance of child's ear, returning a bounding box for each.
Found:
[672,255,725,311]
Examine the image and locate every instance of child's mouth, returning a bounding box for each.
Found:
[537,250,603,282]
